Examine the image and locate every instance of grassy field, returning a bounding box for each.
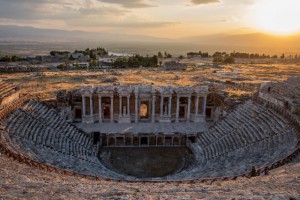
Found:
[0,61,300,99]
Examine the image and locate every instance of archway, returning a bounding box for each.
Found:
[173,137,179,145]
[108,137,115,146]
[140,101,149,119]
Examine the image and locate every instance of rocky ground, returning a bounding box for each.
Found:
[1,62,300,99]
[0,152,300,199]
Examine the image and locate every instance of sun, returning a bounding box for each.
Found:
[252,0,300,35]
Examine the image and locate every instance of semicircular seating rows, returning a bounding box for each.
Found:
[0,80,19,106]
[1,100,128,179]
[171,100,298,179]
[0,98,299,181]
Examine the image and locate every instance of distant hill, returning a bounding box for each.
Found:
[182,33,300,54]
[0,25,170,43]
[0,25,299,55]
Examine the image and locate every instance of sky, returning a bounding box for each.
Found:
[0,0,300,39]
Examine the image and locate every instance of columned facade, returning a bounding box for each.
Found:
[79,85,209,124]
[102,133,194,147]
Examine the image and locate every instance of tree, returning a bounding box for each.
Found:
[69,54,75,61]
[0,55,12,62]
[280,53,285,59]
[50,51,56,56]
[89,60,97,67]
[159,61,162,66]
[223,56,235,64]
[113,54,158,68]
[271,55,278,59]
[157,52,163,58]
[213,56,222,63]
[89,51,96,60]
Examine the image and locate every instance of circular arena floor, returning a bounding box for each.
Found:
[99,147,195,178]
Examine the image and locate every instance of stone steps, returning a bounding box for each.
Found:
[199,101,297,160]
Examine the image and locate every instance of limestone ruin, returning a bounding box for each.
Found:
[0,77,299,181]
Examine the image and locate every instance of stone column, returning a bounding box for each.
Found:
[195,95,199,116]
[202,96,207,116]
[98,95,102,123]
[110,96,114,122]
[160,95,164,116]
[187,96,191,122]
[89,95,93,117]
[119,96,122,117]
[151,95,156,123]
[127,96,130,116]
[176,96,180,122]
[135,95,138,122]
[82,95,86,117]
[168,96,172,117]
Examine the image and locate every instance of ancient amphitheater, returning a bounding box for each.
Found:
[0,77,300,198]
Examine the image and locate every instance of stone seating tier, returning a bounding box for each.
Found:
[198,101,295,159]
[0,82,17,100]
[0,99,298,181]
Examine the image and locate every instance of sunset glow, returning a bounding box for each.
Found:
[0,0,299,37]
[252,0,300,35]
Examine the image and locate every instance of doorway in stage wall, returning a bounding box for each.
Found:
[103,105,110,120]
[140,101,150,121]
[206,107,212,120]
[75,109,82,122]
[179,105,186,120]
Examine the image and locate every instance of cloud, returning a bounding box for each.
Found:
[116,21,179,28]
[79,7,128,16]
[65,19,179,29]
[0,0,128,20]
[190,0,220,5]
[97,0,155,8]
[0,0,75,20]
